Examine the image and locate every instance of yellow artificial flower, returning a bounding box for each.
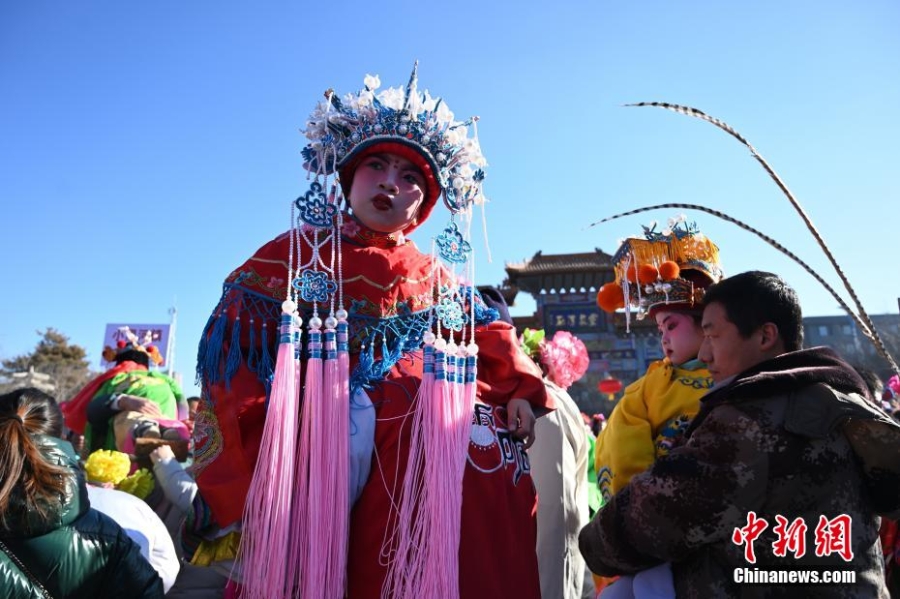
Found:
[84,449,131,485]
[117,468,155,500]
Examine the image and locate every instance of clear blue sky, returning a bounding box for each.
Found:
[2,1,898,396]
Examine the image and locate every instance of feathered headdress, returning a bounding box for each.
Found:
[596,216,723,327]
[591,102,898,376]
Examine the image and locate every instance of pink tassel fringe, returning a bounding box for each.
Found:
[382,340,476,599]
[299,327,326,598]
[239,312,300,598]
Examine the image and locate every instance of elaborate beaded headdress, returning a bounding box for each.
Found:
[299,62,487,231]
[596,215,723,326]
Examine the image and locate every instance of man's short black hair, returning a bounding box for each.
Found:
[702,271,804,352]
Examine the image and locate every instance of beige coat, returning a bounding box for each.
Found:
[530,381,595,599]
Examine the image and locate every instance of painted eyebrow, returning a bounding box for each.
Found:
[397,163,424,176]
[369,153,423,176]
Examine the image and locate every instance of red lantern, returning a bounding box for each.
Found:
[597,376,623,400]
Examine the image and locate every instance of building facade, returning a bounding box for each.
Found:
[503,250,664,415]
[802,314,900,380]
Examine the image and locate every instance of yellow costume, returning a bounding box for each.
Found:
[595,358,712,501]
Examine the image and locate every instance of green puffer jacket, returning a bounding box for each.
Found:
[0,436,163,598]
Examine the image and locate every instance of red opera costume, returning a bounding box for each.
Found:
[191,65,555,599]
[193,221,552,599]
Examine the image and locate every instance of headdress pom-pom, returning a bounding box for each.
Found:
[597,282,625,313]
[638,264,659,285]
[658,260,681,281]
[624,264,640,283]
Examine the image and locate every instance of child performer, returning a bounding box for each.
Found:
[592,217,724,598]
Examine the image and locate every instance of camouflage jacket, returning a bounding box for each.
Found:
[579,347,900,598]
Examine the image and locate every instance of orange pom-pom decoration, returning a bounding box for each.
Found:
[624,264,639,283]
[597,283,625,313]
[638,264,659,285]
[658,260,681,281]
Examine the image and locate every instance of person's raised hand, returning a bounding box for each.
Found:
[150,444,175,464]
[507,398,536,449]
[118,395,164,418]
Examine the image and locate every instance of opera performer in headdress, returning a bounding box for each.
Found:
[189,65,553,599]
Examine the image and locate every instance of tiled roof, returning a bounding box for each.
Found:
[505,250,614,274]
[504,250,615,296]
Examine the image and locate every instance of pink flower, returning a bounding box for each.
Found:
[540,330,590,389]
[888,375,900,396]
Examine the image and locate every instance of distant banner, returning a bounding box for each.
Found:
[101,324,170,368]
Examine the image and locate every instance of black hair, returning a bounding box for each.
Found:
[0,387,64,437]
[0,387,69,531]
[116,349,150,368]
[702,271,804,352]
